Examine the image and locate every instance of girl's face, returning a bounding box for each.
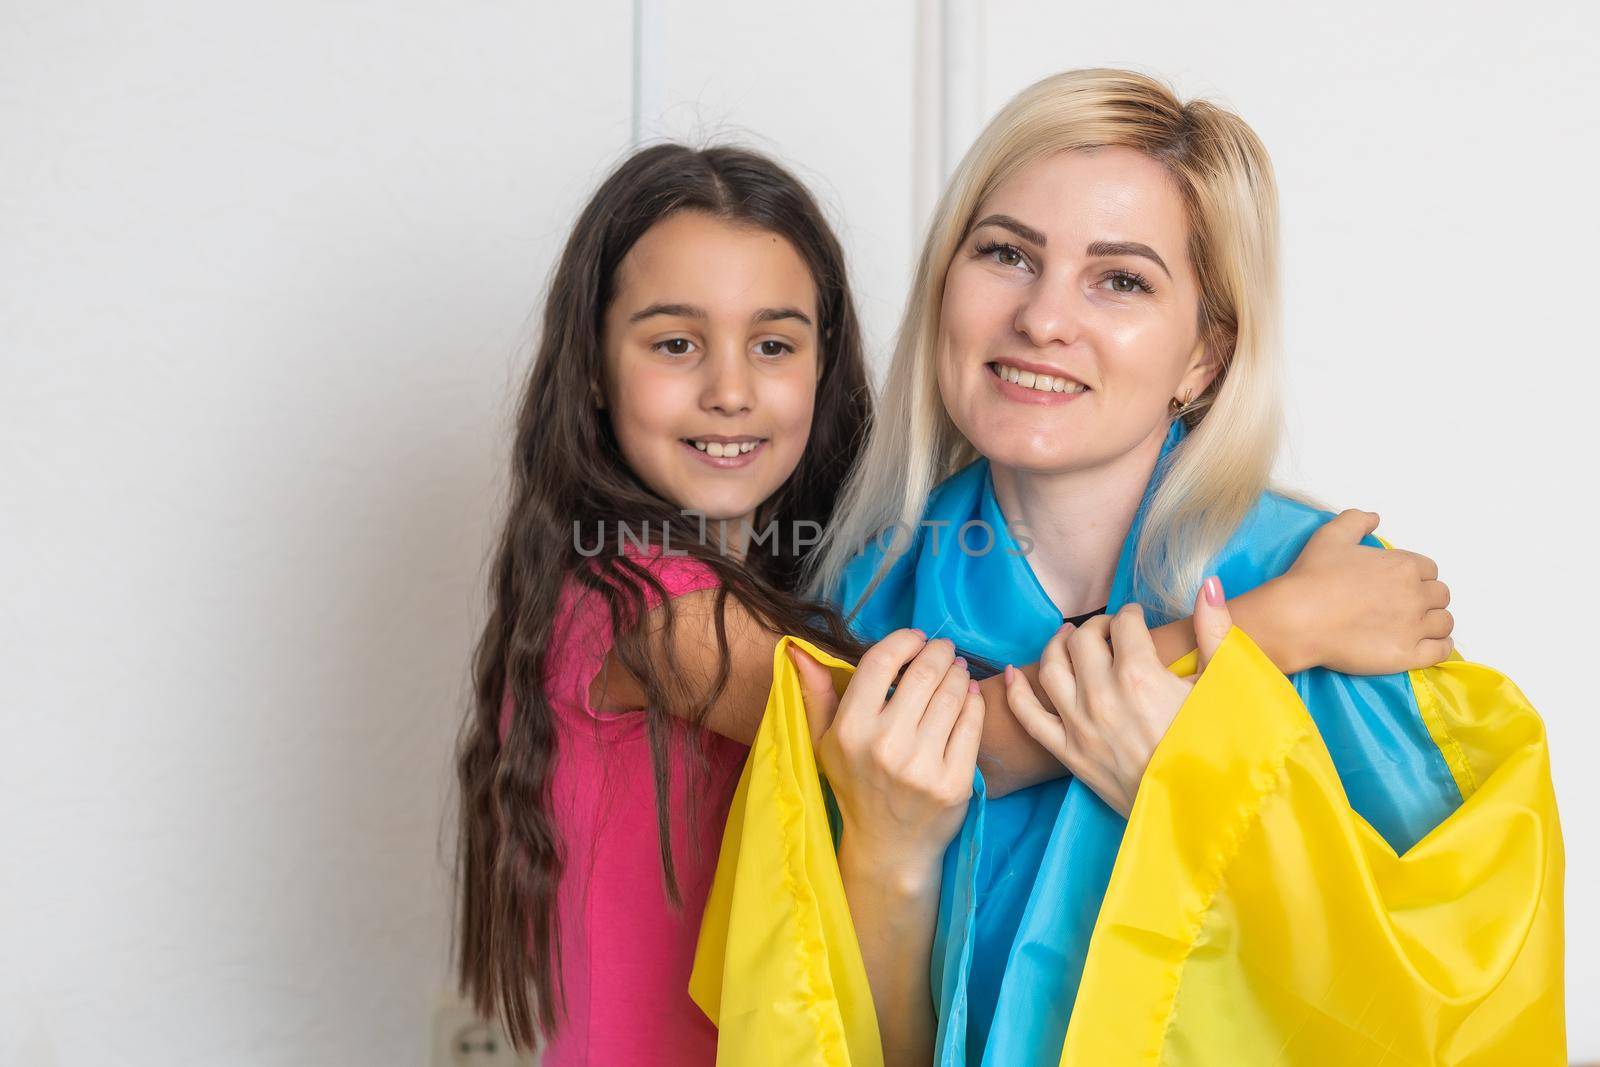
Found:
[937,147,1217,476]
[601,211,820,528]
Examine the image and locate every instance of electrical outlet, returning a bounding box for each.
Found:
[431,995,539,1067]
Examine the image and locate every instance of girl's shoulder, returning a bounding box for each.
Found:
[499,549,723,740]
[552,546,723,686]
[586,545,725,605]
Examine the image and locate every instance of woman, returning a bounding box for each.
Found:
[693,69,1564,1065]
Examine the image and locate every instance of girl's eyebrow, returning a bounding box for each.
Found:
[629,303,814,327]
[630,302,705,323]
[754,306,813,326]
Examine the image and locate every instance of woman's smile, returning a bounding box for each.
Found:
[986,359,1091,405]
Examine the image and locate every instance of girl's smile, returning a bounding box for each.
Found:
[682,434,768,467]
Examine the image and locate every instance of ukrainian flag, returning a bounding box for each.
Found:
[691,423,1564,1065]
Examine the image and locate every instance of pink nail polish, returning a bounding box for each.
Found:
[1003,664,1015,682]
[954,656,967,670]
[911,628,926,640]
[1203,576,1223,605]
[968,680,980,694]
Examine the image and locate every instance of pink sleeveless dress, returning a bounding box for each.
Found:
[498,554,748,1065]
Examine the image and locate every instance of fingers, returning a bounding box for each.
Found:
[1423,607,1454,640]
[1192,576,1233,673]
[1035,623,1079,718]
[1317,508,1380,545]
[1424,579,1451,610]
[787,643,841,743]
[1003,662,1071,764]
[1416,636,1454,666]
[1108,604,1166,676]
[1392,549,1439,582]
[1066,615,1114,714]
[849,628,933,709]
[913,654,974,742]
[881,637,958,731]
[943,681,985,777]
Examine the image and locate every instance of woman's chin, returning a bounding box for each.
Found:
[964,424,1089,475]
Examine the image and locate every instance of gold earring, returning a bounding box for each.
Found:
[1169,390,1193,416]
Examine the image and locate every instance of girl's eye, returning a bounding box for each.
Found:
[1102,270,1155,295]
[755,339,794,358]
[975,240,1031,271]
[653,337,696,356]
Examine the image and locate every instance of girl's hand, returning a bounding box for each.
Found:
[1277,509,1454,674]
[790,631,984,893]
[1006,580,1233,818]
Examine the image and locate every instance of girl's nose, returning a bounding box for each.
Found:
[700,349,755,415]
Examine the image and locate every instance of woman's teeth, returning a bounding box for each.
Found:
[992,362,1088,394]
[688,439,760,458]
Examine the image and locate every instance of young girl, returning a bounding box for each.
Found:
[453,143,907,1067]
[453,143,1457,1065]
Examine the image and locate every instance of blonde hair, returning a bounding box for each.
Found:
[809,68,1284,618]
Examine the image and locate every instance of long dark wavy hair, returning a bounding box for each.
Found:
[454,143,874,1050]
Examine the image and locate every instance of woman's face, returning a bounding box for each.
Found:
[601,210,820,526]
[937,146,1217,476]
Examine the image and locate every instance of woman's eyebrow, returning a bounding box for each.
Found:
[1086,240,1171,279]
[971,213,1048,246]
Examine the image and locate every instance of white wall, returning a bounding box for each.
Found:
[1,4,637,1064]
[3,1,1594,1063]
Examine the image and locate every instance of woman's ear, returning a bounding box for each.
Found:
[1177,337,1221,401]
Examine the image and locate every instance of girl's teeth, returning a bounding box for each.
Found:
[691,439,760,457]
[995,362,1086,394]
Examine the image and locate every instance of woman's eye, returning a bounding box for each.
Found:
[756,339,793,357]
[1103,271,1154,295]
[978,241,1028,269]
[654,337,696,356]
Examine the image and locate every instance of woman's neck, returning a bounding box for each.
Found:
[989,427,1166,619]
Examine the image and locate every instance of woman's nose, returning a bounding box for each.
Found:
[700,349,755,415]
[1013,283,1083,349]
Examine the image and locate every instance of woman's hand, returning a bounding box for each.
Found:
[791,631,984,890]
[790,632,983,1067]
[1271,509,1454,674]
[1006,580,1233,818]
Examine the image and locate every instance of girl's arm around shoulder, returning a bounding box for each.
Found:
[588,585,798,746]
[976,510,1455,798]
